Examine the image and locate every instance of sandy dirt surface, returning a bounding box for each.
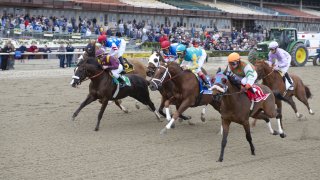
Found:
[1,59,320,180]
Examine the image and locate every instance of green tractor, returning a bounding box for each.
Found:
[248,28,308,66]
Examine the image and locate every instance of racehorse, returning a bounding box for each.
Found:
[70,56,160,131]
[253,60,314,127]
[147,50,209,122]
[83,40,148,110]
[211,69,284,162]
[149,61,221,134]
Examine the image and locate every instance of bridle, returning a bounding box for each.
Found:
[73,65,105,84]
[150,65,172,89]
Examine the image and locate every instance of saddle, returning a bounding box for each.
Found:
[122,58,134,73]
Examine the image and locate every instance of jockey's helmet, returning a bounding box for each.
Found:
[268,41,279,50]
[95,49,104,58]
[97,35,107,45]
[160,40,170,49]
[227,52,241,63]
[176,44,187,54]
[192,39,200,47]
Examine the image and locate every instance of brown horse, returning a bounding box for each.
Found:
[149,62,221,134]
[82,41,147,110]
[211,70,283,162]
[70,56,161,131]
[147,50,209,122]
[254,60,314,127]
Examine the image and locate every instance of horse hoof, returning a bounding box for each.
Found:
[310,112,315,115]
[188,120,195,126]
[296,113,303,118]
[251,152,255,156]
[201,116,206,122]
[280,133,286,138]
[272,130,279,135]
[71,116,75,121]
[178,118,183,123]
[160,128,167,135]
[217,158,223,162]
[123,109,129,113]
[94,128,99,131]
[171,123,175,129]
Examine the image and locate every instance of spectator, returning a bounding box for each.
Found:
[1,41,15,70]
[28,43,38,59]
[66,43,74,67]
[42,45,52,59]
[57,44,66,68]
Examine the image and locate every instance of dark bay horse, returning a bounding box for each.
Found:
[147,51,208,122]
[211,70,282,162]
[70,57,160,131]
[149,62,221,134]
[254,60,314,126]
[82,40,148,110]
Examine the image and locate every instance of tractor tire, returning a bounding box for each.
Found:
[290,43,308,67]
[313,56,320,66]
[248,49,259,64]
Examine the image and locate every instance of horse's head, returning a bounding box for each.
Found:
[254,60,270,80]
[147,51,161,77]
[211,68,228,95]
[149,63,171,91]
[70,57,102,88]
[84,40,96,58]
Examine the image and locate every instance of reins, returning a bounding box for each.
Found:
[82,69,105,82]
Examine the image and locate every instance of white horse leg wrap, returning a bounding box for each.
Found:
[166,118,175,129]
[267,121,274,134]
[165,108,171,121]
[277,118,284,134]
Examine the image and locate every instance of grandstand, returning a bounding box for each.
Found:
[0,0,319,32]
[119,0,180,9]
[197,0,269,15]
[159,0,221,11]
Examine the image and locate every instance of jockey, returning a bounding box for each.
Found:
[176,44,211,88]
[106,32,127,72]
[268,41,293,90]
[97,34,107,47]
[160,40,179,62]
[96,49,124,85]
[192,38,207,72]
[225,52,257,94]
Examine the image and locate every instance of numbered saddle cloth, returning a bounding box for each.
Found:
[246,84,270,102]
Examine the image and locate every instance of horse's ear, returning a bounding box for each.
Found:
[222,78,227,84]
[217,67,221,73]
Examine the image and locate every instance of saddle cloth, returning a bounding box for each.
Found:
[246,84,270,102]
[194,73,212,95]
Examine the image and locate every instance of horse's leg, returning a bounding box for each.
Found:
[295,92,314,115]
[275,101,286,138]
[252,112,278,135]
[72,95,96,120]
[164,99,172,122]
[200,106,207,122]
[217,119,231,162]
[286,96,303,118]
[95,100,108,131]
[243,121,255,156]
[114,100,128,113]
[158,96,167,118]
[161,99,191,134]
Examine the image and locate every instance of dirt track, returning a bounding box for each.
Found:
[1,59,320,180]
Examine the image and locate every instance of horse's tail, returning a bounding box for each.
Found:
[304,85,312,99]
[273,91,289,104]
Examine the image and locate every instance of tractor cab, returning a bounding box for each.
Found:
[268,28,297,50]
[248,28,308,67]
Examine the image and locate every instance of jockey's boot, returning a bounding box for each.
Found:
[284,72,294,90]
[200,74,211,88]
[119,56,126,74]
[117,77,126,88]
